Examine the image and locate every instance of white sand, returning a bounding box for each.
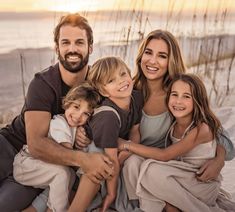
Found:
[214,107,235,201]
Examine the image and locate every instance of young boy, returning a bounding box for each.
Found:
[13,83,101,212]
[69,56,144,212]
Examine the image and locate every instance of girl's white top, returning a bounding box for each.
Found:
[170,122,217,167]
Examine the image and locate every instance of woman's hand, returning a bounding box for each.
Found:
[75,126,91,149]
[196,145,225,182]
[196,158,224,182]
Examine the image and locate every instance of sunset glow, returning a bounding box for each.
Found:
[0,0,234,13]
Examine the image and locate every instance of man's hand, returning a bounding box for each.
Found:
[80,152,114,184]
[75,126,91,149]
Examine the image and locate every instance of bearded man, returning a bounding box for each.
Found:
[0,13,114,211]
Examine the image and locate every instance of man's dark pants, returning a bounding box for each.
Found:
[0,134,41,211]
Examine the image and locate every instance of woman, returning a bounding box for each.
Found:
[120,73,235,211]
[122,29,234,211]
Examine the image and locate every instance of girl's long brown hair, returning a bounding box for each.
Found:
[166,73,222,139]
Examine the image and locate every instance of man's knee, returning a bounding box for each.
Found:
[0,135,18,181]
[0,176,41,211]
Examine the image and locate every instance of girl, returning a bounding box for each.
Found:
[119,73,235,211]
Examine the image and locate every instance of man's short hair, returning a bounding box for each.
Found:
[54,13,93,46]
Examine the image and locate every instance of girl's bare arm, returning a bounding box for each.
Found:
[119,123,213,161]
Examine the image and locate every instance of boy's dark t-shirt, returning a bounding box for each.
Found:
[89,90,144,148]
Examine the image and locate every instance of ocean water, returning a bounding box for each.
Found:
[0,18,54,53]
[0,11,235,54]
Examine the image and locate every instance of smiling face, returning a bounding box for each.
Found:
[140,38,169,82]
[101,68,133,102]
[64,99,93,127]
[168,80,194,121]
[56,25,92,73]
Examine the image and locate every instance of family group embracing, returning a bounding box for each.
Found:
[0,13,235,212]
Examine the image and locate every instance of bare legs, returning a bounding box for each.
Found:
[68,175,100,212]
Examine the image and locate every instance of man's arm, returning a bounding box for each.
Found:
[61,142,73,149]
[25,111,82,165]
[25,111,114,183]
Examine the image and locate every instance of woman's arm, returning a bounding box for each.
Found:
[196,144,225,182]
[129,124,141,144]
[118,124,141,165]
[196,129,235,182]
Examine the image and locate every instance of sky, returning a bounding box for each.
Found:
[0,0,234,13]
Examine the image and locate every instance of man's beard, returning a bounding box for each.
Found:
[58,51,89,73]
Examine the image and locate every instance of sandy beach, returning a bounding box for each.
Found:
[214,107,235,200]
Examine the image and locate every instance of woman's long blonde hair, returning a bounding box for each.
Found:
[133,29,186,102]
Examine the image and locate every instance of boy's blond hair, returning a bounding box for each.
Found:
[62,82,101,110]
[87,56,131,95]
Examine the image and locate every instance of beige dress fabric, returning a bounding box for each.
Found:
[136,122,225,212]
[122,111,172,200]
[13,115,76,212]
